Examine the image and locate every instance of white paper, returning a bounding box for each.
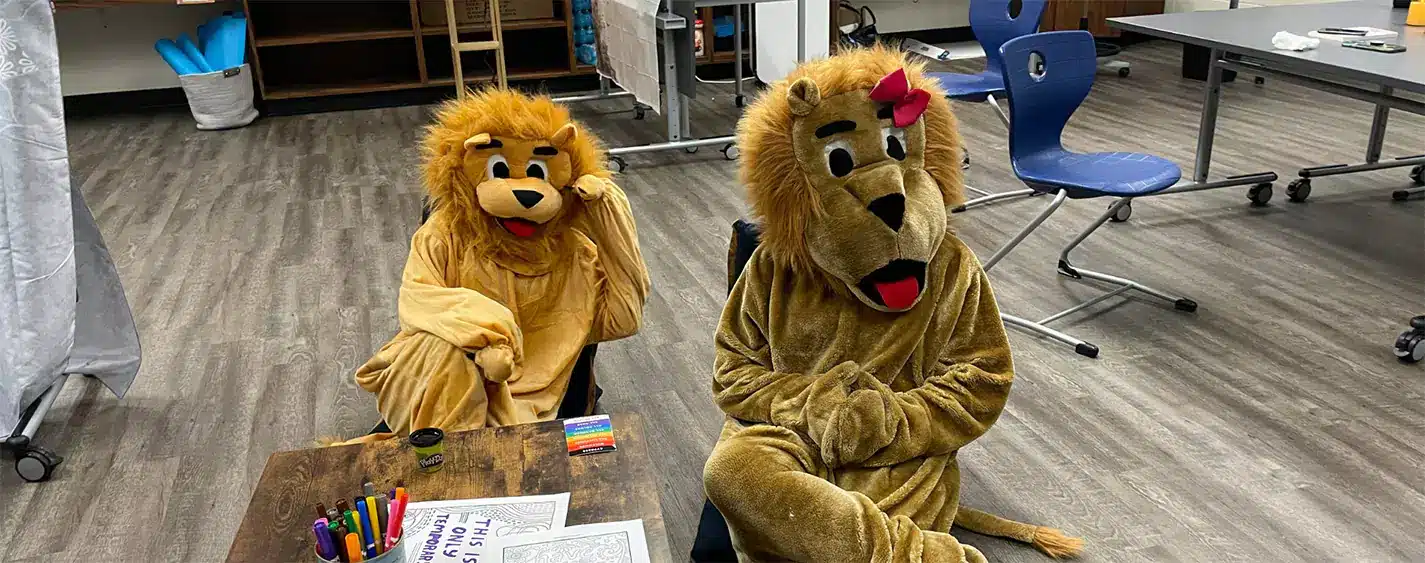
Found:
[593,0,662,113]
[486,519,651,563]
[755,0,830,85]
[1307,27,1398,42]
[400,493,571,563]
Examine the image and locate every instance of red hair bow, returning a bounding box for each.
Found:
[869,68,930,128]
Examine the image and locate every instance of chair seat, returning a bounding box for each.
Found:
[927,71,1005,102]
[1014,150,1182,198]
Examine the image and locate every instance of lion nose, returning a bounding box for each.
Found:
[512,190,545,209]
[867,193,905,231]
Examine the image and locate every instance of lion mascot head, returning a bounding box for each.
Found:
[422,88,610,265]
[737,44,964,312]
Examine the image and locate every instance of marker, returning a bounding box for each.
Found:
[356,501,374,558]
[385,495,406,549]
[343,510,360,544]
[336,499,351,514]
[362,479,375,498]
[376,493,390,540]
[314,519,334,560]
[345,533,364,562]
[364,496,382,555]
[316,503,329,520]
[328,521,348,562]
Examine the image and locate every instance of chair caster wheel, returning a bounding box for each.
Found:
[735,95,745,108]
[15,446,61,482]
[609,156,627,173]
[685,146,700,154]
[1074,343,1100,358]
[1109,201,1132,222]
[722,143,739,160]
[1287,178,1311,202]
[962,147,971,170]
[1393,189,1413,201]
[1247,183,1273,206]
[1174,298,1198,312]
[1396,328,1425,363]
[1254,76,1266,85]
[1411,165,1424,186]
[633,106,647,120]
[1118,67,1130,78]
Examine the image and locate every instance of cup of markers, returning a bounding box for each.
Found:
[313,480,411,562]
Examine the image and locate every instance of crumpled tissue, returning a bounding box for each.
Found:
[1272,31,1320,51]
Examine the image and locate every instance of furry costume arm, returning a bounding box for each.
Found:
[821,262,1013,468]
[397,222,523,371]
[574,176,651,342]
[713,254,867,436]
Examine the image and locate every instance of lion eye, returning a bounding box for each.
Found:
[526,159,548,180]
[882,127,906,161]
[823,140,855,177]
[487,154,510,179]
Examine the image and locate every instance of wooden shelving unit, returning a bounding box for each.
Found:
[240,0,747,102]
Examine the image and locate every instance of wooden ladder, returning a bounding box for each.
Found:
[444,0,509,98]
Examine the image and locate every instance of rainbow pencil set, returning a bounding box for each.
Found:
[564,415,617,456]
[311,479,410,562]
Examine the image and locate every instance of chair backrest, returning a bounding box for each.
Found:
[970,0,1048,77]
[999,30,1096,159]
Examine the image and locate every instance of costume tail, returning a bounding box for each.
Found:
[954,506,1084,559]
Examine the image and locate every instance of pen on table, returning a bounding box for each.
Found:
[313,518,334,561]
[328,521,348,563]
[364,496,382,556]
[345,533,364,562]
[385,494,406,550]
[376,493,389,539]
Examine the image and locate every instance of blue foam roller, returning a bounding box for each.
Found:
[197,22,213,51]
[177,34,213,73]
[154,39,201,75]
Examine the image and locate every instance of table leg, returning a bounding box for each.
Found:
[662,26,681,142]
[1194,48,1225,183]
[1365,86,1391,165]
[734,5,743,103]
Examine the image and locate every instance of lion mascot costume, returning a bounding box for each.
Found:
[701,46,1082,562]
[351,89,649,441]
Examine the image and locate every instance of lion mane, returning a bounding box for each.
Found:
[736,44,965,277]
[420,88,611,262]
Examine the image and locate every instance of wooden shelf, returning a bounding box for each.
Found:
[264,80,427,100]
[255,29,414,48]
[419,18,568,35]
[710,51,750,63]
[429,67,590,86]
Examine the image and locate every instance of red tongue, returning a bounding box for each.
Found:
[501,219,537,237]
[874,277,920,310]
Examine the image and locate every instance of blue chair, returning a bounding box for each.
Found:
[980,31,1248,358]
[928,0,1047,211]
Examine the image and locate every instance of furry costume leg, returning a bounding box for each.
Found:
[704,425,980,563]
[348,331,522,443]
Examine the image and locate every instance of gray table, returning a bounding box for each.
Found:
[1111,3,1425,362]
[1111,2,1425,203]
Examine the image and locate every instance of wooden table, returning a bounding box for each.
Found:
[224,413,671,563]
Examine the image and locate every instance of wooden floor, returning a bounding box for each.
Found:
[2,42,1423,562]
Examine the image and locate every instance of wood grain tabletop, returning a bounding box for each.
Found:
[224,413,671,563]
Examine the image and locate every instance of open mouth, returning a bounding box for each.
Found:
[498,218,539,238]
[856,259,927,310]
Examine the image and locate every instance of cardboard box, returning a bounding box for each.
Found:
[419,0,556,27]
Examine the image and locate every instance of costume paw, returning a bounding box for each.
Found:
[474,345,516,383]
[963,544,987,563]
[572,175,611,201]
[821,388,896,466]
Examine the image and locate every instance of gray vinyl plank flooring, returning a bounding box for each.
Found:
[1,41,1422,562]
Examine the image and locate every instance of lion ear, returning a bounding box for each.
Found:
[462,133,492,151]
[787,78,821,117]
[551,123,578,149]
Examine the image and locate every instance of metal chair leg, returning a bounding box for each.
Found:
[1055,197,1199,312]
[982,190,1068,272]
[1002,314,1100,358]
